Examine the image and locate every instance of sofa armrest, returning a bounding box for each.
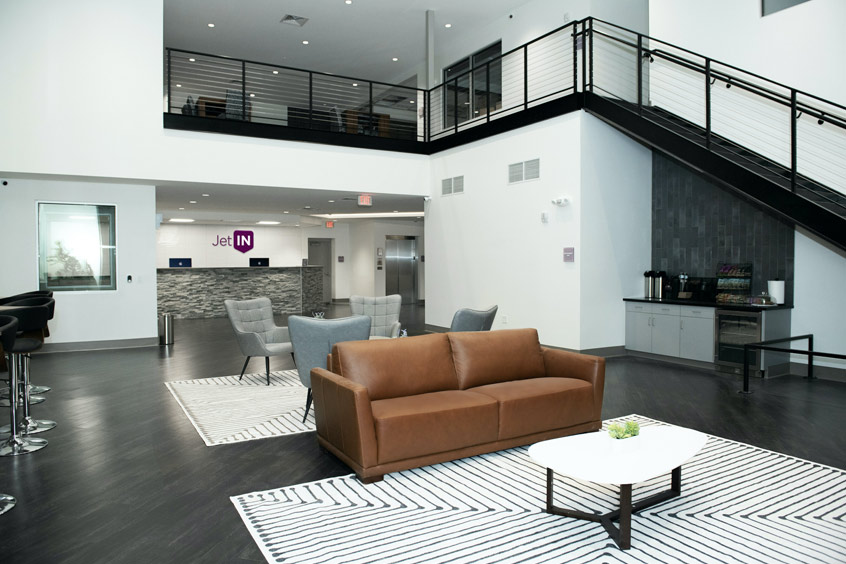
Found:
[541,347,605,418]
[311,367,378,470]
[389,321,401,338]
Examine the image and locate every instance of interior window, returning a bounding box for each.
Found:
[443,41,502,128]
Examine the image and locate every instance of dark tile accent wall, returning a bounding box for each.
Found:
[652,153,794,303]
[157,266,323,319]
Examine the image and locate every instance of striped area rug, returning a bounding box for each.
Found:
[231,415,846,563]
[166,370,313,446]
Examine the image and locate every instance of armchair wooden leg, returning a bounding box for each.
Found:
[239,357,251,380]
[302,388,312,423]
[265,357,270,385]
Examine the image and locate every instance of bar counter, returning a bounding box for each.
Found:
[157,266,323,319]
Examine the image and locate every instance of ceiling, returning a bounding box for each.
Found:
[161,0,526,226]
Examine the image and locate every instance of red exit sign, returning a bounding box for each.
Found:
[325,221,335,228]
[358,194,372,207]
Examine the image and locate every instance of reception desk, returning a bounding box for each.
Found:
[157,266,323,319]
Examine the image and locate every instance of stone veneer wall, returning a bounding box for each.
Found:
[157,267,324,319]
[652,153,795,304]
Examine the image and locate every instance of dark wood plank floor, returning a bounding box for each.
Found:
[1,303,844,563]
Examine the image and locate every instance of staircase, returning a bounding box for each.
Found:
[582,18,846,250]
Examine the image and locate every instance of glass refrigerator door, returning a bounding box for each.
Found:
[716,311,761,367]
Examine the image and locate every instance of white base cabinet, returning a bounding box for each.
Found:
[625,302,715,363]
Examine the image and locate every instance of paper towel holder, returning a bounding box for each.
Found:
[767,279,785,305]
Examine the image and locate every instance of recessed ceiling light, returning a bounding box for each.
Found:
[207,23,215,28]
[189,200,197,204]
[179,207,185,210]
[272,70,279,74]
[283,211,290,214]
[304,206,312,209]
[257,220,280,225]
[188,58,196,62]
[409,100,415,104]
[328,200,335,203]
[201,193,210,197]
[392,57,398,62]
[169,218,195,223]
[345,0,353,4]
[302,40,309,45]
[393,210,399,213]
[249,93,255,97]
[352,82,358,87]
[176,84,182,88]
[445,23,452,28]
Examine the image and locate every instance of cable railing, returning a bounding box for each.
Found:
[587,18,846,206]
[163,17,846,211]
[166,48,424,141]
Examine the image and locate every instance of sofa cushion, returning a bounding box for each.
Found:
[371,390,498,464]
[469,377,595,440]
[332,333,458,400]
[449,329,547,389]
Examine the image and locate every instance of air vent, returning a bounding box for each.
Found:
[524,159,540,180]
[508,159,541,184]
[442,178,453,196]
[508,163,524,183]
[280,14,309,27]
[441,176,464,196]
[452,175,464,194]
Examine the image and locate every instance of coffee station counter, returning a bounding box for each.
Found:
[623,297,793,312]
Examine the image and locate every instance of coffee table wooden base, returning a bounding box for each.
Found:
[544,466,682,550]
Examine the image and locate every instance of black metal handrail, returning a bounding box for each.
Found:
[164,16,846,200]
[740,334,846,394]
[586,17,846,202]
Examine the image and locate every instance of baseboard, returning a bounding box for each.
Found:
[626,350,717,371]
[789,362,846,383]
[578,345,627,358]
[41,337,159,353]
[331,298,349,304]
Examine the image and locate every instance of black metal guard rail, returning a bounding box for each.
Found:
[740,334,846,394]
[165,16,846,196]
[590,17,846,117]
[587,17,846,195]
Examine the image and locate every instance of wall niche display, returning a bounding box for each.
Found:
[38,202,117,291]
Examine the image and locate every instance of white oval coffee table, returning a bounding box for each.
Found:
[528,425,707,550]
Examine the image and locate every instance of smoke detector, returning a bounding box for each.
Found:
[280,14,309,27]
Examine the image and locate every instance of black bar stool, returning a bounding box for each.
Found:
[0,298,56,444]
[0,308,48,457]
[0,291,54,394]
[0,315,20,513]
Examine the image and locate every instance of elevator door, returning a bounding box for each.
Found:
[385,237,417,304]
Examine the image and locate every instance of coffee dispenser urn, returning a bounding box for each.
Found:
[653,271,667,300]
[644,271,655,298]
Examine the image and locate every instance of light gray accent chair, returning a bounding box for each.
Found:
[349,295,402,339]
[449,305,498,332]
[224,297,293,385]
[288,314,371,422]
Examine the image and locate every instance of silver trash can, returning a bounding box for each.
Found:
[159,313,174,346]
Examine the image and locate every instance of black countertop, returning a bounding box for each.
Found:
[623,297,793,312]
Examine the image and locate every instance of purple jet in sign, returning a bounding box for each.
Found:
[233,230,254,253]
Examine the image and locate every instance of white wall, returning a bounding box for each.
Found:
[792,229,846,370]
[579,114,653,349]
[649,0,846,107]
[0,179,157,344]
[427,114,584,347]
[0,0,430,201]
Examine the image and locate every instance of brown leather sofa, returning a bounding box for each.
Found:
[311,328,605,483]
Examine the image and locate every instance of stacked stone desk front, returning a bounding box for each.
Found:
[157,266,323,319]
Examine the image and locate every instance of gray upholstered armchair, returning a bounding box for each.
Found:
[288,314,371,422]
[224,297,293,385]
[349,294,401,339]
[449,305,498,332]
